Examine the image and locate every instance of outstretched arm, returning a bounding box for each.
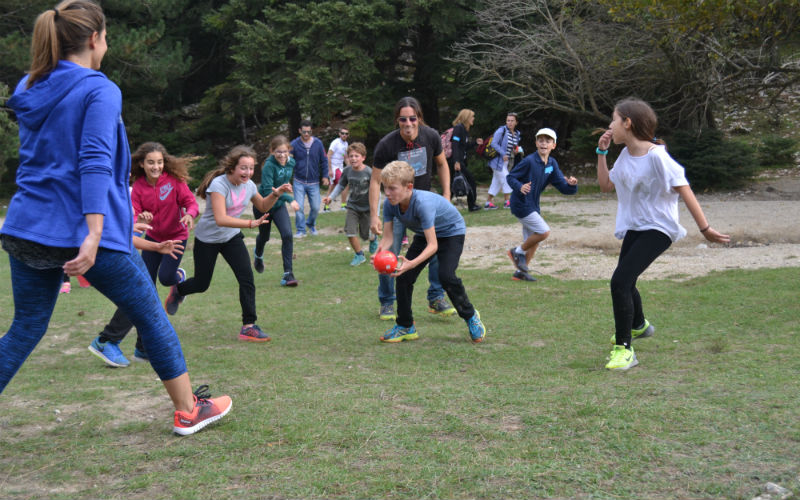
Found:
[674,185,730,243]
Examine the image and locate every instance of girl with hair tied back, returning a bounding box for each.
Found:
[1,0,232,436]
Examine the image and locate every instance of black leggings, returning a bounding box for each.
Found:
[253,203,293,273]
[396,234,475,327]
[177,232,257,325]
[610,229,672,347]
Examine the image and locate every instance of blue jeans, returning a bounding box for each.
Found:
[0,248,187,393]
[378,217,444,306]
[293,181,321,234]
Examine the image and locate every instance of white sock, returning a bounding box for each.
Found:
[515,245,524,255]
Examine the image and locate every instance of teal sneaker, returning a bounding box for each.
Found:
[380,324,418,343]
[350,253,367,266]
[467,310,486,343]
[610,319,654,344]
[605,345,638,370]
[88,337,130,368]
[368,238,378,254]
[428,297,456,316]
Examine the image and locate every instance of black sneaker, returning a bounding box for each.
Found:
[253,255,264,274]
[507,247,529,273]
[512,270,537,282]
[164,285,185,315]
[280,272,298,287]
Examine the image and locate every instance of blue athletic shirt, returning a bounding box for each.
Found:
[382,190,466,238]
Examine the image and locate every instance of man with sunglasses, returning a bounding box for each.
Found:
[368,96,456,320]
[326,128,350,212]
[291,120,329,237]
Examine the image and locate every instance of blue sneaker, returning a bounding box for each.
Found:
[309,227,319,236]
[280,272,298,287]
[467,310,486,343]
[368,238,378,254]
[133,347,149,362]
[294,232,306,239]
[350,253,367,266]
[88,336,130,367]
[176,267,187,283]
[380,324,419,343]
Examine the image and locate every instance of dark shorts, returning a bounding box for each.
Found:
[344,208,370,240]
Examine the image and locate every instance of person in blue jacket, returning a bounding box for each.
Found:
[0,0,231,436]
[290,120,329,237]
[506,128,578,281]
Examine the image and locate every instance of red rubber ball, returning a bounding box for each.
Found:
[373,251,398,274]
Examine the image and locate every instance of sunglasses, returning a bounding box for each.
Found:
[398,116,418,123]
[300,130,312,135]
[340,132,349,136]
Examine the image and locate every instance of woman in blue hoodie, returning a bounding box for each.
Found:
[0,0,231,436]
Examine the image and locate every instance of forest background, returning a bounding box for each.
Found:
[1,0,799,194]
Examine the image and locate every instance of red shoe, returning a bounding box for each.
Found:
[173,385,232,436]
[239,324,271,342]
[77,275,91,288]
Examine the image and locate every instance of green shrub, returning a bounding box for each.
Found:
[757,134,798,167]
[668,128,756,191]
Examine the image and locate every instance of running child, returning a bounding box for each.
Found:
[322,142,378,266]
[596,98,730,370]
[506,128,578,282]
[253,135,301,287]
[89,142,198,366]
[375,161,486,343]
[165,145,292,342]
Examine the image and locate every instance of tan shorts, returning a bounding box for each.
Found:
[344,208,370,240]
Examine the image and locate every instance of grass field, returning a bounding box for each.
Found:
[1,209,799,499]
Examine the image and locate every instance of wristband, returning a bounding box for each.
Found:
[596,147,609,155]
[700,225,710,233]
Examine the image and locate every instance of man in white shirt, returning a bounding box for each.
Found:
[326,127,349,211]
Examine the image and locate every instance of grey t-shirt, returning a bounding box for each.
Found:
[195,175,258,244]
[329,165,372,212]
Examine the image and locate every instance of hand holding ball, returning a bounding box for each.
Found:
[373,251,398,274]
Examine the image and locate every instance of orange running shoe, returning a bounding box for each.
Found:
[173,385,232,436]
[76,275,91,288]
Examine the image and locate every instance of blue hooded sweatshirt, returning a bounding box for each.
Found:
[507,153,577,219]
[3,61,132,253]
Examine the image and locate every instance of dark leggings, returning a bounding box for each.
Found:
[98,235,187,348]
[611,230,672,347]
[396,234,475,328]
[177,232,257,325]
[253,203,293,273]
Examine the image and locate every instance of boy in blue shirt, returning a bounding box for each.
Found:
[506,128,578,281]
[375,161,485,343]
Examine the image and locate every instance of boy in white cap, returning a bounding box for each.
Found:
[506,128,578,281]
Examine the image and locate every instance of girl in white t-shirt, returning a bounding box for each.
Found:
[164,145,292,343]
[596,99,730,371]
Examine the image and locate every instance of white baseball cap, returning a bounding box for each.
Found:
[535,128,557,142]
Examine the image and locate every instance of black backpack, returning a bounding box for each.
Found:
[451,170,471,198]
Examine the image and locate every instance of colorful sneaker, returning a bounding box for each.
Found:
[467,310,486,343]
[60,281,71,294]
[350,253,367,266]
[512,270,537,282]
[76,275,91,288]
[380,324,419,343]
[173,385,232,436]
[133,347,149,362]
[605,345,638,371]
[239,324,270,342]
[401,236,409,247]
[503,200,511,209]
[323,204,331,212]
[428,297,456,316]
[609,319,655,344]
[164,285,185,315]
[507,247,529,272]
[176,267,187,283]
[379,304,396,320]
[341,203,347,209]
[280,272,298,287]
[484,201,497,210]
[368,238,378,254]
[88,337,130,368]
[253,254,264,274]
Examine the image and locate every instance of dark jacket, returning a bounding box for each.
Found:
[507,154,577,218]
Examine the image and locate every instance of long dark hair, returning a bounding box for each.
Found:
[131,142,194,183]
[393,96,427,127]
[27,1,105,89]
[196,145,257,199]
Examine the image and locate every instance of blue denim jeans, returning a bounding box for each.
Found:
[1,248,187,393]
[378,217,444,306]
[293,181,321,235]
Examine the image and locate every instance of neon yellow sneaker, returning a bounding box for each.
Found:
[380,324,419,343]
[605,345,638,370]
[610,319,654,344]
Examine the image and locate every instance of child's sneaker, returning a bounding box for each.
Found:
[239,324,270,342]
[350,253,367,266]
[605,345,638,371]
[253,255,264,274]
[173,385,232,436]
[512,270,537,281]
[280,272,298,287]
[294,231,306,239]
[323,204,331,212]
[428,297,456,316]
[379,304,396,320]
[341,203,347,209]
[76,275,91,288]
[133,347,149,362]
[176,267,187,283]
[368,238,378,254]
[503,200,511,209]
[380,324,419,343]
[60,281,71,294]
[507,247,529,272]
[164,285,185,315]
[88,336,130,367]
[484,201,497,210]
[467,310,486,343]
[609,319,655,344]
[309,226,319,236]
